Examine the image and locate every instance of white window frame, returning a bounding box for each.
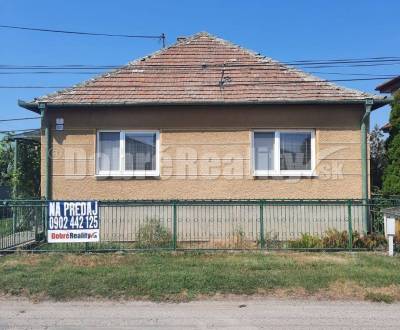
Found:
[251,129,316,177]
[96,130,160,177]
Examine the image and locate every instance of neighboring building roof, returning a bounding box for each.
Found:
[376,76,400,94]
[20,32,388,111]
[383,207,400,218]
[381,122,392,133]
[6,129,40,143]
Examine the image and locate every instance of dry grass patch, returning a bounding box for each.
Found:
[288,253,351,265]
[0,254,43,268]
[61,254,130,268]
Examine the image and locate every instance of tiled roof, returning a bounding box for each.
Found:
[28,32,383,106]
[381,122,392,132]
[376,76,400,94]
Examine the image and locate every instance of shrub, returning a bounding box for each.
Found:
[288,230,387,250]
[136,219,172,249]
[288,233,322,249]
[232,227,246,249]
[356,232,387,250]
[322,229,348,248]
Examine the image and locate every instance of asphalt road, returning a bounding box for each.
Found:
[0,298,399,329]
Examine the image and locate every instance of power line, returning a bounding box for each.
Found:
[0,70,396,78]
[0,76,394,89]
[2,62,400,69]
[0,116,40,122]
[1,57,400,70]
[0,24,163,39]
[0,63,399,72]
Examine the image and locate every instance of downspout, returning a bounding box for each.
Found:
[39,103,51,200]
[361,98,373,232]
[12,140,18,198]
[12,139,18,234]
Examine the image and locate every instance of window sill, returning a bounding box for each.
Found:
[253,172,318,178]
[95,173,160,180]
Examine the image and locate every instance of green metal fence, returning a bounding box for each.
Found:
[0,198,397,252]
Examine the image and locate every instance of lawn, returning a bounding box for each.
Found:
[0,252,399,302]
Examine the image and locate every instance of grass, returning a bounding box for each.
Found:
[365,292,395,304]
[0,252,400,302]
[0,218,13,236]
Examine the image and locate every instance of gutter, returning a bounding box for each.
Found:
[361,99,373,232]
[18,97,392,113]
[39,103,51,200]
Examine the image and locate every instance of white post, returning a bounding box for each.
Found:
[385,217,396,257]
[388,235,394,257]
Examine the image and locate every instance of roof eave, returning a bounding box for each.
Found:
[18,99,41,113]
[376,76,400,93]
[18,97,392,112]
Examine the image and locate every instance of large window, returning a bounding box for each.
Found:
[97,130,159,176]
[252,130,315,176]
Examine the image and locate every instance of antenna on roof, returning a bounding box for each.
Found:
[161,33,166,48]
[219,63,232,88]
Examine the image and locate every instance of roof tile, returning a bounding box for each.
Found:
[32,32,380,105]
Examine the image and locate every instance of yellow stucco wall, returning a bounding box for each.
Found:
[41,105,366,200]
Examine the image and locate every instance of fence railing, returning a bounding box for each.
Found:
[0,198,398,252]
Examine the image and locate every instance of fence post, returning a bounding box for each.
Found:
[347,200,353,251]
[173,201,177,250]
[43,200,48,242]
[260,200,265,249]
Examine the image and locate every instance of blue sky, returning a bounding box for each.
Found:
[1,0,399,132]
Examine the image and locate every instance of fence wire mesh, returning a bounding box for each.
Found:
[0,198,398,252]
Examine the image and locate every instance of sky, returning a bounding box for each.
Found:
[0,0,399,133]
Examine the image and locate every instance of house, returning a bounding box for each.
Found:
[19,32,389,202]
[376,75,400,133]
[376,76,400,95]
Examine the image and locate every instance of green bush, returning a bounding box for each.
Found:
[136,219,172,249]
[288,233,322,249]
[288,230,387,250]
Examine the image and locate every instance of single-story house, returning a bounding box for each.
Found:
[19,32,390,201]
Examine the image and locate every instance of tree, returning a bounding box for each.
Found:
[369,125,387,191]
[383,90,400,195]
[0,135,40,198]
[0,137,14,187]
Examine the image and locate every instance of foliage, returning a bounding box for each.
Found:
[322,229,348,248]
[288,233,323,249]
[0,137,14,188]
[365,292,394,304]
[0,135,40,198]
[289,229,387,250]
[136,219,172,249]
[383,91,400,195]
[369,125,387,190]
[0,218,13,236]
[356,232,387,250]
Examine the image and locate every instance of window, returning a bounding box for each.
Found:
[252,130,315,176]
[97,130,159,176]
